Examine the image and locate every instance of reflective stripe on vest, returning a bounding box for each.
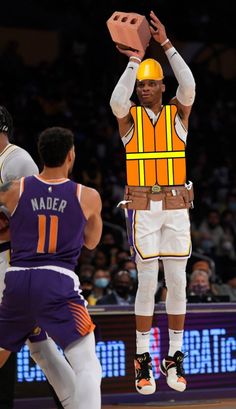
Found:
[125,105,186,186]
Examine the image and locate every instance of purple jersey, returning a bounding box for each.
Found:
[10,176,87,270]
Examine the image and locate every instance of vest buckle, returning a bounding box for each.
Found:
[152,184,162,193]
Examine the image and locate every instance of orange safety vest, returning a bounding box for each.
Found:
[125,104,186,187]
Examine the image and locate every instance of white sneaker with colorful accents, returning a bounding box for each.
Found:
[134,352,156,395]
[160,350,187,392]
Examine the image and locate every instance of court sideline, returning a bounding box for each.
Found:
[14,398,236,409]
[102,401,236,409]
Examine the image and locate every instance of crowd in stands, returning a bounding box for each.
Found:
[0,34,235,305]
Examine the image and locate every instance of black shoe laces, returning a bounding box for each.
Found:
[175,352,187,377]
[136,354,152,381]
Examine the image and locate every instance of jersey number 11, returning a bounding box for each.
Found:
[37,214,58,253]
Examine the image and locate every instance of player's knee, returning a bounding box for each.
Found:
[27,341,49,369]
[164,260,187,299]
[30,349,47,369]
[164,263,187,314]
[135,268,157,315]
[135,260,158,306]
[165,270,186,300]
[65,332,101,376]
[166,272,186,315]
[137,272,157,301]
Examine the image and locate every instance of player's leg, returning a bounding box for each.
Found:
[38,267,102,409]
[160,258,187,392]
[46,382,63,409]
[0,251,16,409]
[0,352,16,409]
[134,257,159,395]
[27,335,76,409]
[159,208,190,391]
[130,203,163,395]
[64,332,101,409]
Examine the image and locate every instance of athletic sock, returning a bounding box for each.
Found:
[136,330,150,355]
[168,329,184,357]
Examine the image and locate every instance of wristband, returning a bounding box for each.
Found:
[161,38,170,47]
[129,56,141,63]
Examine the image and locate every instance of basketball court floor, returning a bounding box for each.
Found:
[14,398,236,409]
[103,401,236,409]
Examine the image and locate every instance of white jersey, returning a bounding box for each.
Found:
[0,143,39,298]
[0,144,39,184]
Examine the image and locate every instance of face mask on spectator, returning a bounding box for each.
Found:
[95,278,109,288]
[129,269,137,280]
[191,283,209,295]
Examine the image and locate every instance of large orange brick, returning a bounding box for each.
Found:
[107,11,151,53]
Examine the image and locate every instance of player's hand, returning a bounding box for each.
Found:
[0,211,9,232]
[0,227,10,241]
[0,211,10,241]
[149,10,168,45]
[116,44,146,61]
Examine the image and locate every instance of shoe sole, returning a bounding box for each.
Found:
[135,384,156,395]
[135,370,156,395]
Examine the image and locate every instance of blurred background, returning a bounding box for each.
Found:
[0,0,236,304]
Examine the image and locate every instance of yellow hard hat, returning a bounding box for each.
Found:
[136,58,164,81]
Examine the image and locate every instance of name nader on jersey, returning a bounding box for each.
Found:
[31,197,67,213]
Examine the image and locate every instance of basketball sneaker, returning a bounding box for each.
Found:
[134,352,156,395]
[160,350,187,392]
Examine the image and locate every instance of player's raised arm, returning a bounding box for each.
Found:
[149,10,196,129]
[109,45,147,138]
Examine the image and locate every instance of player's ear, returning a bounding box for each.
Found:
[68,146,75,163]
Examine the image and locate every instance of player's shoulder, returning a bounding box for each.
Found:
[80,185,101,211]
[81,185,100,200]
[8,144,31,158]
[1,144,29,164]
[1,144,38,181]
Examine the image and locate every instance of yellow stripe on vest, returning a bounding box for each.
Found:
[126,151,185,160]
[137,107,145,186]
[165,105,174,185]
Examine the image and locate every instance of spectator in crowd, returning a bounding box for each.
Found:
[87,268,111,305]
[191,260,213,281]
[92,249,110,270]
[219,209,236,260]
[82,158,102,190]
[80,276,94,302]
[76,265,96,302]
[214,261,236,301]
[76,246,94,267]
[187,261,229,302]
[187,270,214,300]
[78,264,95,281]
[119,258,137,281]
[197,209,225,256]
[97,270,135,305]
[116,250,130,265]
